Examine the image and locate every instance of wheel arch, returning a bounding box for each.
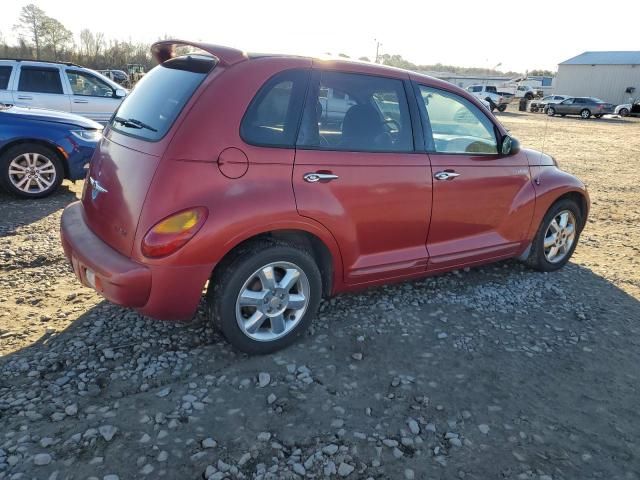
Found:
[0,138,69,178]
[211,224,343,298]
[553,190,589,228]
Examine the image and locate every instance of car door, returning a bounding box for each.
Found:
[570,97,585,114]
[556,98,573,114]
[293,69,431,285]
[13,65,70,112]
[64,69,123,123]
[414,83,535,271]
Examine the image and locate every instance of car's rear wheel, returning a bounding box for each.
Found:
[580,109,591,119]
[207,240,322,354]
[0,144,63,198]
[618,108,629,116]
[547,107,556,116]
[524,198,583,272]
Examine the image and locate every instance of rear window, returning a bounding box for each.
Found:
[0,66,12,90]
[110,55,216,141]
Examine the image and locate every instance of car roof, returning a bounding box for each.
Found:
[0,58,80,67]
[151,39,460,91]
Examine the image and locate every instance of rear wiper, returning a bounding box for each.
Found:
[113,116,158,132]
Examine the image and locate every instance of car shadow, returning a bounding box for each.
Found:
[1,260,639,477]
[0,181,79,235]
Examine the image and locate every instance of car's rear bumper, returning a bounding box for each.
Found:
[60,201,211,320]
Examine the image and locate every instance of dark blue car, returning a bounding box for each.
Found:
[0,105,102,198]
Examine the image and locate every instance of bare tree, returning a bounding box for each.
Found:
[43,17,73,60]
[14,4,48,59]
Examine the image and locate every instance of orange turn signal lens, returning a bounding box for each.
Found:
[141,207,208,258]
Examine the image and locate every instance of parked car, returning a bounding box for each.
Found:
[0,59,127,123]
[499,83,537,100]
[615,99,640,117]
[546,97,614,119]
[530,95,570,113]
[0,105,102,198]
[97,69,131,88]
[466,85,510,111]
[60,40,589,354]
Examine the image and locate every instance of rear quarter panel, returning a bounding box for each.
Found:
[132,57,344,290]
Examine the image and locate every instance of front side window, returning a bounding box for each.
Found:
[66,70,114,97]
[418,85,498,154]
[0,66,12,90]
[562,98,574,104]
[18,67,63,94]
[297,71,413,152]
[241,69,309,147]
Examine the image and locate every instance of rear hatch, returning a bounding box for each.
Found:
[81,54,217,257]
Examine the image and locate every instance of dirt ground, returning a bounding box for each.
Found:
[1,111,639,480]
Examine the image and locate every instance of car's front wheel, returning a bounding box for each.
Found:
[547,107,556,116]
[580,109,591,119]
[0,144,63,198]
[497,104,507,112]
[524,198,583,272]
[207,240,323,354]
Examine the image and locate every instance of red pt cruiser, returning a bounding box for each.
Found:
[61,40,589,354]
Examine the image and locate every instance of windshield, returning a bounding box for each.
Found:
[110,54,216,141]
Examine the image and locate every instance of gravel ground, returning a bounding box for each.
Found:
[1,111,639,480]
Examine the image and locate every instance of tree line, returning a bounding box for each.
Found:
[0,4,155,71]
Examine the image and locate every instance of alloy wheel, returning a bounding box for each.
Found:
[8,152,57,194]
[235,261,310,342]
[543,210,577,263]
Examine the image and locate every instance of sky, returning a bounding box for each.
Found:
[1,0,639,73]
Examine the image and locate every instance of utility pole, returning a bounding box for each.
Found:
[374,39,382,64]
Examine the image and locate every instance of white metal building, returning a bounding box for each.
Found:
[555,51,640,105]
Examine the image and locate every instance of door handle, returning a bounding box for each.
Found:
[303,172,339,183]
[17,95,33,100]
[434,171,461,181]
[73,99,89,104]
[304,172,339,183]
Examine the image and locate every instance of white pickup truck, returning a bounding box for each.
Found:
[466,85,511,112]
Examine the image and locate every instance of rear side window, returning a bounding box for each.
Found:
[110,55,216,141]
[241,69,309,147]
[18,67,63,94]
[0,66,12,90]
[296,71,413,153]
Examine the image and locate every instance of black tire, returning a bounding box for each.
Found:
[580,109,591,119]
[547,107,556,116]
[206,239,323,354]
[560,114,566,117]
[525,92,534,100]
[0,143,63,198]
[619,107,629,117]
[594,114,603,119]
[497,104,507,112]
[524,198,584,272]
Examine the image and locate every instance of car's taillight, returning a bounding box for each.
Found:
[141,207,208,258]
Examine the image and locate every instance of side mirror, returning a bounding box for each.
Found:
[115,88,127,98]
[501,135,520,155]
